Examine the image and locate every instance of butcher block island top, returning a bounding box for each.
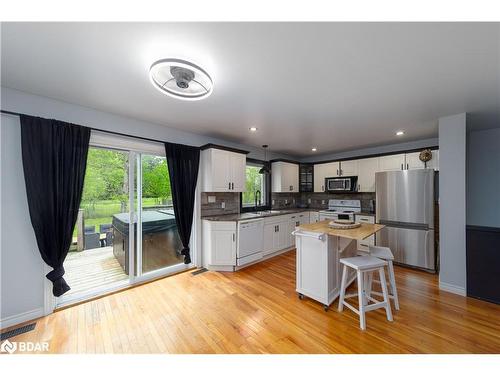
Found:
[297,220,385,241]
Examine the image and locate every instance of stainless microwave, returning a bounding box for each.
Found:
[325,176,358,192]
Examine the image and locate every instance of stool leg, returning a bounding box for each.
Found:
[338,264,348,312]
[378,268,393,322]
[357,270,366,330]
[388,260,400,310]
[366,271,373,299]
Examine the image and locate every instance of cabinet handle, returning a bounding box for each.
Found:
[296,221,300,226]
[401,164,403,170]
[322,185,324,191]
[337,169,339,176]
[228,182,231,189]
[231,182,234,190]
[406,164,409,170]
[232,233,235,242]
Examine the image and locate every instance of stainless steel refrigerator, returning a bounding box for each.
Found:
[375,169,436,271]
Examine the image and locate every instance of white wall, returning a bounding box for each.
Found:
[467,127,500,227]
[438,113,467,296]
[1,114,46,328]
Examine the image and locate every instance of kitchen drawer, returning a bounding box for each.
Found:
[355,214,375,224]
[211,221,237,231]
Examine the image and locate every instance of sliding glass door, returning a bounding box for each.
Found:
[136,153,183,276]
[59,140,190,306]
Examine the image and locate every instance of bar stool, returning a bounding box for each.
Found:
[367,245,400,310]
[338,256,393,330]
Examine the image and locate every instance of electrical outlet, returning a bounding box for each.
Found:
[221,201,225,209]
[272,199,275,205]
[285,199,288,204]
[322,200,325,204]
[208,195,216,203]
[308,198,311,204]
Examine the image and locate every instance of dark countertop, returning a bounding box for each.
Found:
[202,208,316,222]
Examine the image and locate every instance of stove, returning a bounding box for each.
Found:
[319,199,361,221]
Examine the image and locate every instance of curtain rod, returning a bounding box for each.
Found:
[0,109,177,146]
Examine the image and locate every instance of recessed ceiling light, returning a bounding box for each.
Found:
[249,127,258,132]
[149,58,213,100]
[311,148,317,152]
[396,131,405,136]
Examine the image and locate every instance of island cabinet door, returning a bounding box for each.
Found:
[296,235,330,304]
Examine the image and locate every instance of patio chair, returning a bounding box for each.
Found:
[84,232,100,250]
[99,223,112,233]
[105,231,114,246]
[84,225,96,234]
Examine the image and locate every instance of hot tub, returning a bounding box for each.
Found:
[112,209,183,274]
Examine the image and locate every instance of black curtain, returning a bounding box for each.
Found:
[20,115,90,297]
[164,142,200,264]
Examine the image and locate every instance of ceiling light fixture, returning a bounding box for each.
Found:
[259,145,271,174]
[149,58,213,100]
[249,127,258,132]
[396,131,405,136]
[311,148,317,152]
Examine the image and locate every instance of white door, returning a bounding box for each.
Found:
[357,157,379,192]
[340,160,358,176]
[211,149,231,191]
[278,221,290,249]
[379,154,405,171]
[263,222,276,255]
[314,162,337,192]
[230,152,246,192]
[212,230,236,265]
[288,163,299,192]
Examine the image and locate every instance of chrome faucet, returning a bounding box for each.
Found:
[255,190,262,209]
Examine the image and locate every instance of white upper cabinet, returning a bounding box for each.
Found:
[272,161,299,192]
[201,148,247,192]
[357,157,379,192]
[378,154,405,171]
[339,160,358,176]
[314,162,337,192]
[405,150,439,170]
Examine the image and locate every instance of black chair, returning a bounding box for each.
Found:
[105,231,114,246]
[84,225,96,234]
[99,223,112,233]
[84,232,100,250]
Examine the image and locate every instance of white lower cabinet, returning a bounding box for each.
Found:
[202,221,236,267]
[263,216,290,256]
[309,211,320,223]
[354,214,375,253]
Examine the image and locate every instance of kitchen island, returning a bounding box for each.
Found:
[294,220,384,310]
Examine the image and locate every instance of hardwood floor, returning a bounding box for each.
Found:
[3,250,500,353]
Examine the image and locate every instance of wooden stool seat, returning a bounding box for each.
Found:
[338,256,393,330]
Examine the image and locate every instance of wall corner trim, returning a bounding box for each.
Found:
[0,307,44,330]
[438,281,467,297]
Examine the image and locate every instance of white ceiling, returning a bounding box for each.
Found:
[1,22,499,157]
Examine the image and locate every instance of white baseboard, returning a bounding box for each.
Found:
[439,281,467,296]
[0,308,45,330]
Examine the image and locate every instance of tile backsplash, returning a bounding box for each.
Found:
[201,192,240,217]
[272,192,376,212]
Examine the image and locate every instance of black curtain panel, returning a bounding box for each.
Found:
[164,142,200,264]
[20,115,90,297]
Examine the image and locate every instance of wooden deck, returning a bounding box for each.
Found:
[64,247,128,296]
[4,250,500,353]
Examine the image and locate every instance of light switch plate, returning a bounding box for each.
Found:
[208,195,216,203]
[308,198,311,204]
[272,199,275,205]
[322,200,325,204]
[221,201,225,209]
